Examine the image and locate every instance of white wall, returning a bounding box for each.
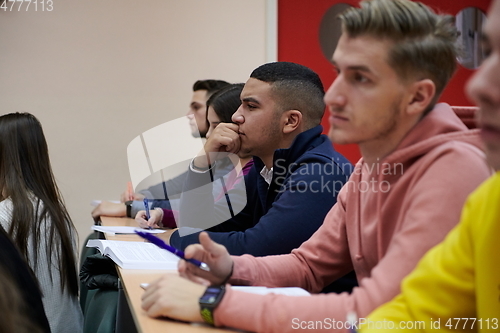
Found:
[0,0,272,248]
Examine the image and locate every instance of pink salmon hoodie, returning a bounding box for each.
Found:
[214,103,492,333]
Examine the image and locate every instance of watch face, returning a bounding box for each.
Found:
[200,287,222,305]
[199,286,225,325]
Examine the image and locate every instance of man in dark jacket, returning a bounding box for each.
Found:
[166,62,352,261]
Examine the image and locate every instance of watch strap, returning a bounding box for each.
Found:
[125,200,133,218]
[199,285,226,326]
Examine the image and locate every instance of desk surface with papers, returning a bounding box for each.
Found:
[99,216,240,333]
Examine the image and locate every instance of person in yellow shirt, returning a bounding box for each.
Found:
[360,0,500,331]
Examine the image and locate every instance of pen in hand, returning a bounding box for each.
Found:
[143,198,152,230]
[135,230,210,271]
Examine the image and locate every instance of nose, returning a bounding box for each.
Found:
[324,76,347,111]
[466,56,500,109]
[232,106,244,124]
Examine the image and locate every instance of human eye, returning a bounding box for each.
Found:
[243,101,257,110]
[192,103,203,112]
[354,72,369,83]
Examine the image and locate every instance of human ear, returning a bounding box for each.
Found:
[406,79,435,116]
[282,110,302,134]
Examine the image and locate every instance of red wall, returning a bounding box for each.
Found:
[278,0,491,163]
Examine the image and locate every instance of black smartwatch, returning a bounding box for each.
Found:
[125,200,133,218]
[199,285,226,325]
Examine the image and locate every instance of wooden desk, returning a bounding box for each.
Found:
[100,216,238,333]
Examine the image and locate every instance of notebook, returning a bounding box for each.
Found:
[86,239,179,270]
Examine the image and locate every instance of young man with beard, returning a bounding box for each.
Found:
[164,62,353,260]
[361,1,500,331]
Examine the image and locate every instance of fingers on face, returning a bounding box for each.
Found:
[212,126,241,153]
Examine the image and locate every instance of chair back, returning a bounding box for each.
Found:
[451,106,478,129]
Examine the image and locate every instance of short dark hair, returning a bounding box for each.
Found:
[192,80,230,98]
[206,83,244,123]
[340,0,459,111]
[250,62,325,129]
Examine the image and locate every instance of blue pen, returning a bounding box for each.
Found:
[135,230,210,271]
[144,198,150,219]
[143,198,152,230]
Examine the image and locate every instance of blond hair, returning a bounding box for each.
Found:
[340,0,459,109]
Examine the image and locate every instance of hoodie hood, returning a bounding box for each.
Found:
[346,102,488,281]
[384,103,483,168]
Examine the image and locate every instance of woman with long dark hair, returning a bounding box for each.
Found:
[0,112,83,332]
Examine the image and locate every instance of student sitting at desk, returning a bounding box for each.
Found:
[91,79,231,221]
[139,1,491,332]
[0,113,83,333]
[145,62,353,260]
[361,1,500,330]
[136,83,254,228]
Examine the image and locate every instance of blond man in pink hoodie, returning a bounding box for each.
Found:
[140,0,492,332]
